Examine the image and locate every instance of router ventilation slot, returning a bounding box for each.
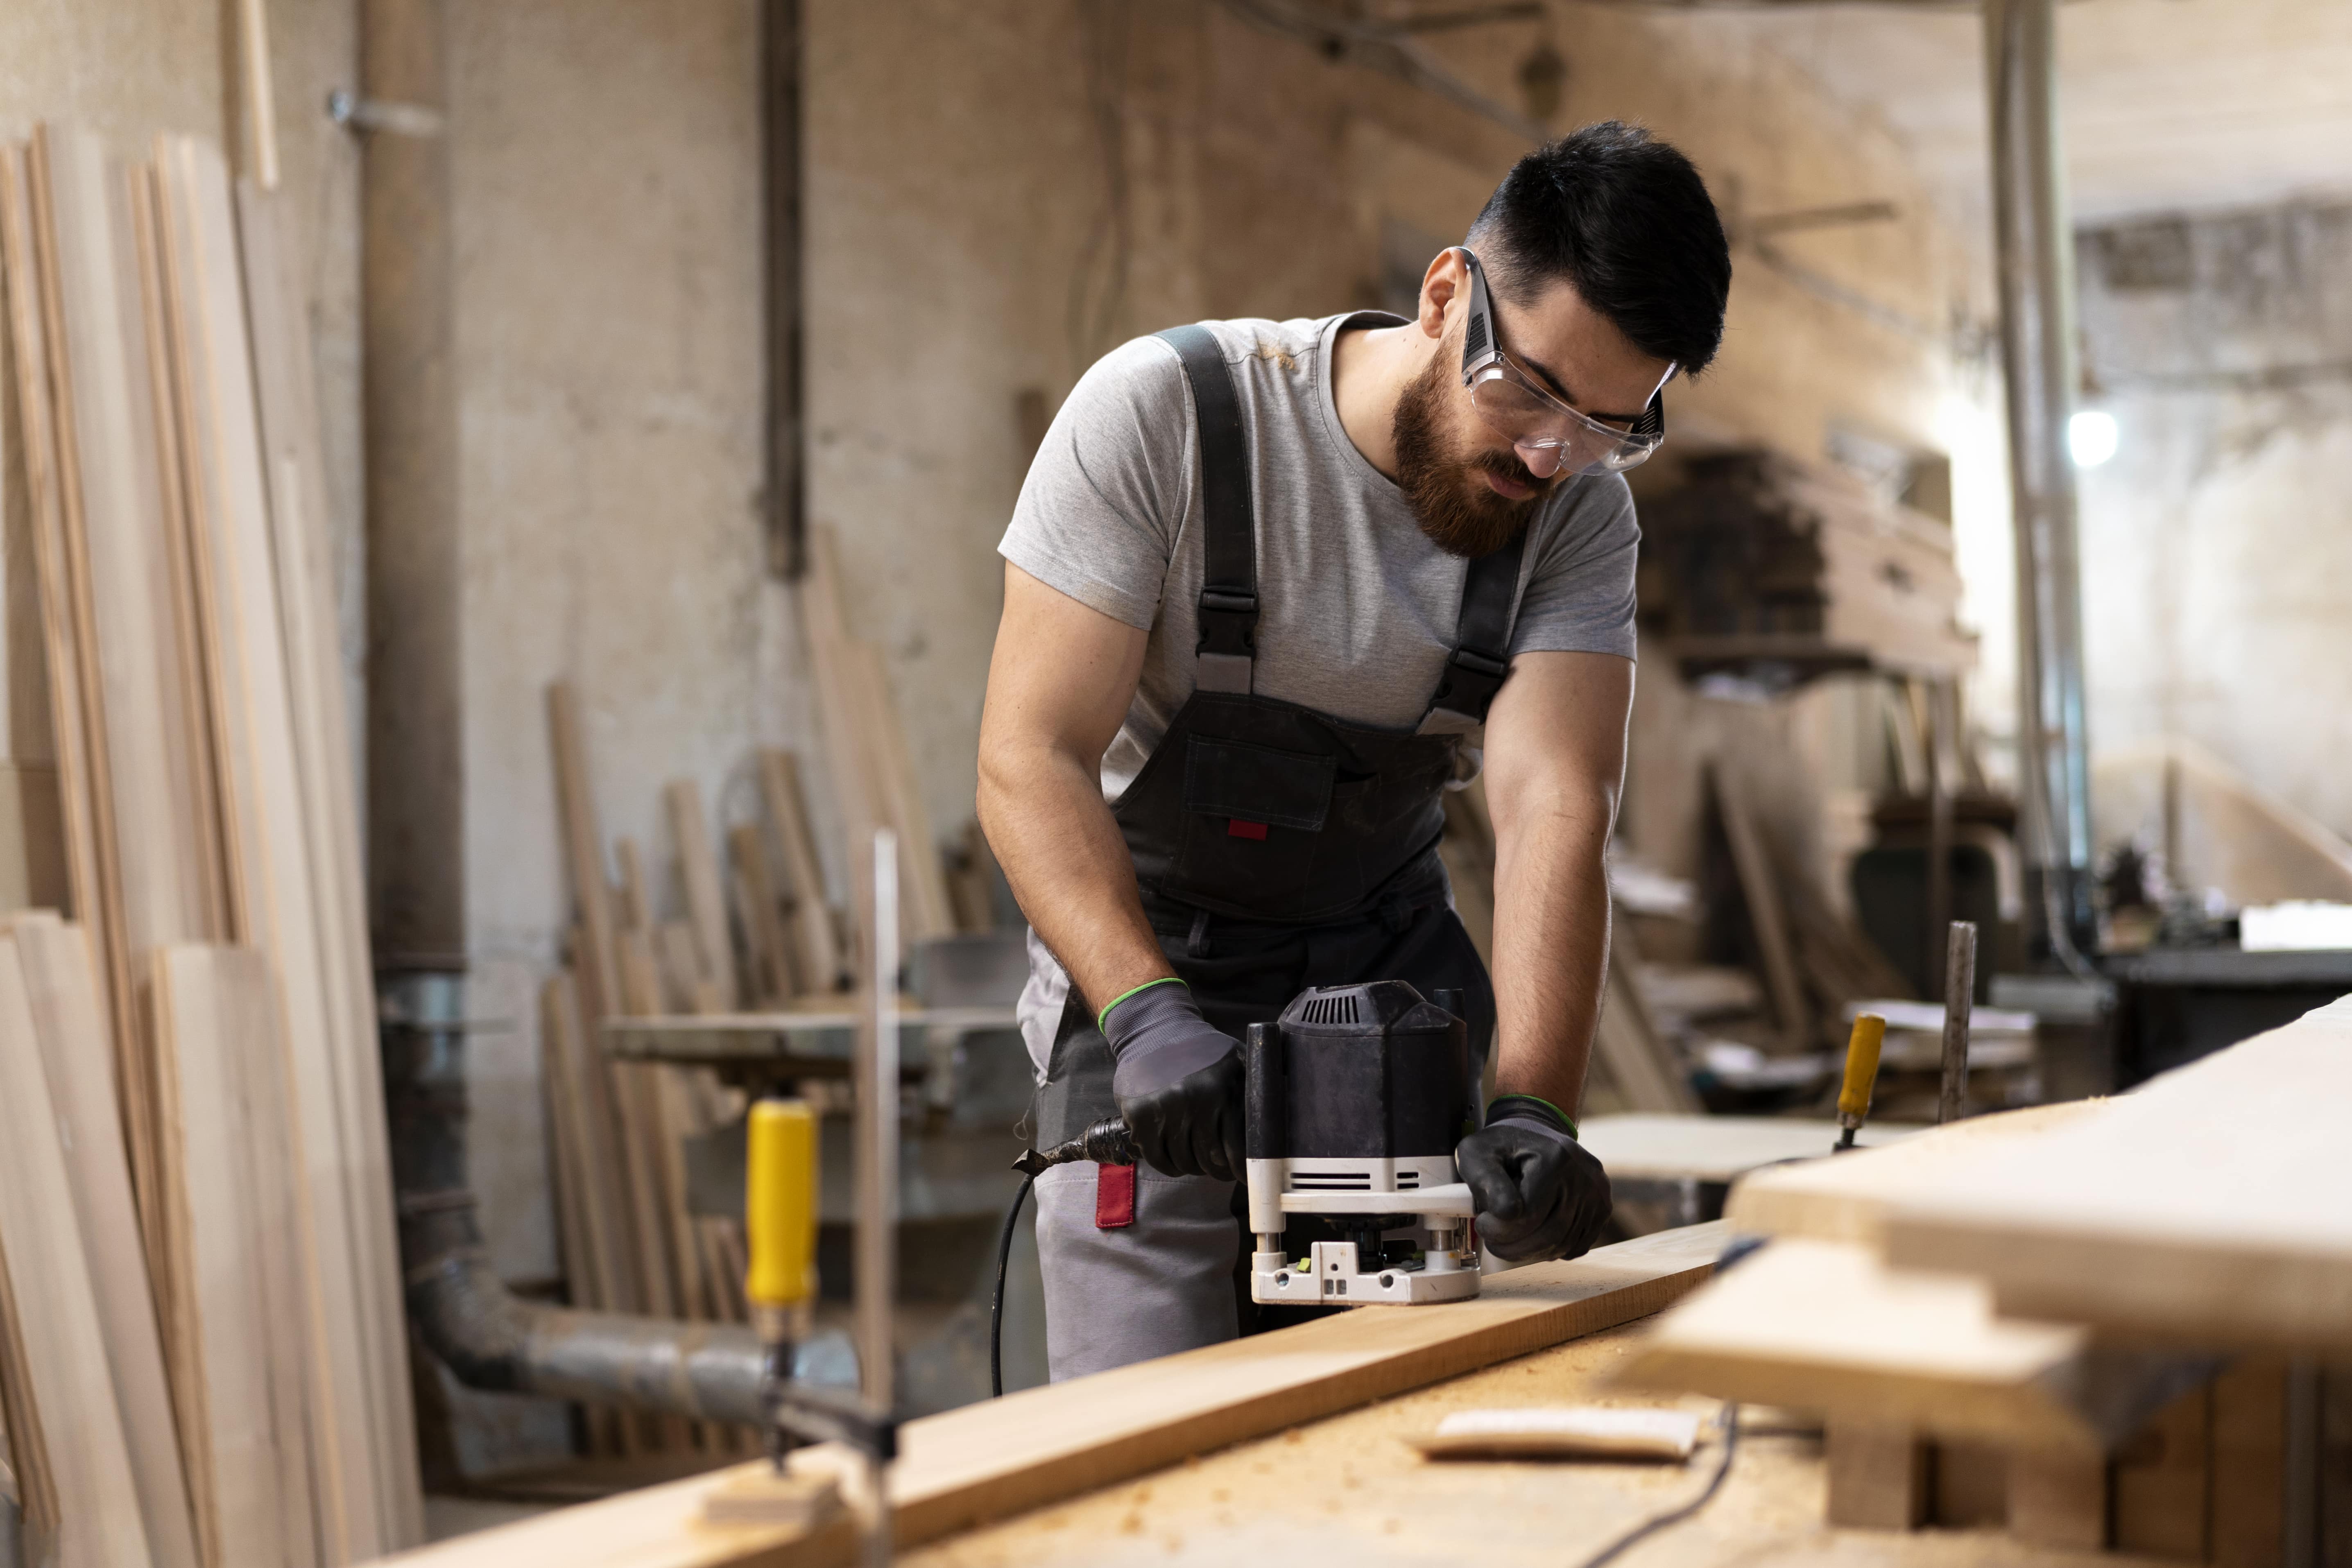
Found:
[1297,992,1360,1025]
[1290,1173,1371,1190]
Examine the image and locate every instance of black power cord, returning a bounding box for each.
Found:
[1569,1402,1740,1568]
[989,1172,1036,1398]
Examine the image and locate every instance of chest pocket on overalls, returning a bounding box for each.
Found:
[1169,735,1336,907]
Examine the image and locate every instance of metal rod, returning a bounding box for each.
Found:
[858,829,899,1568]
[1925,678,1953,999]
[1983,0,2094,963]
[1939,921,1978,1125]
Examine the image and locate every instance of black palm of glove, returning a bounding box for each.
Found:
[1458,1095,1612,1264]
[1102,980,1246,1182]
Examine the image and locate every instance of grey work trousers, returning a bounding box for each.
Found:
[1031,1161,1240,1382]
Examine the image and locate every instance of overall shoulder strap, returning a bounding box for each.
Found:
[1419,528,1529,735]
[1155,324,1256,694]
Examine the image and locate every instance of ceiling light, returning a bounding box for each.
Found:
[2069,410,2118,468]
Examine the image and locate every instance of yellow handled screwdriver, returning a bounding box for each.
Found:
[746,1097,818,1467]
[1834,1013,1887,1153]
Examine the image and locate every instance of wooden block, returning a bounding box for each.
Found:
[9,919,199,1568]
[2211,1356,2288,1568]
[2114,1382,2212,1560]
[1825,1420,1928,1531]
[756,749,841,994]
[1931,1439,2008,1528]
[1615,1236,2112,1452]
[2007,1446,2109,1550]
[665,780,739,1010]
[0,935,154,1568]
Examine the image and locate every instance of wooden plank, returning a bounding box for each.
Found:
[0,1199,62,1548]
[756,749,841,995]
[236,171,421,1549]
[0,934,154,1568]
[665,778,740,1008]
[1724,1098,2112,1249]
[1593,920,1699,1115]
[8,916,199,1568]
[540,971,627,1315]
[156,133,384,1559]
[1615,1235,2111,1452]
[367,1223,1728,1568]
[150,943,319,1568]
[0,146,120,1099]
[1578,1113,1915,1185]
[1708,760,1809,1051]
[797,527,886,949]
[2114,1383,2212,1560]
[1824,1421,1929,1531]
[616,837,652,934]
[848,641,954,941]
[1883,999,2352,1352]
[729,821,795,1006]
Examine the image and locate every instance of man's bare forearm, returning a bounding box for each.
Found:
[977,741,1169,1016]
[1487,799,1613,1118]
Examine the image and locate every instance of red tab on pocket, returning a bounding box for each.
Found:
[1227,818,1268,841]
[1095,1163,1137,1229]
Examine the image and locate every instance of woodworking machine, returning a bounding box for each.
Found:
[1245,981,1482,1305]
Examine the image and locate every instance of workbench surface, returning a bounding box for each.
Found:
[901,1318,2162,1568]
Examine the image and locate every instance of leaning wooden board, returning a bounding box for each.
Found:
[366,1224,1727,1568]
[1883,994,2352,1352]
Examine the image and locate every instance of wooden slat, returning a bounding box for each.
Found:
[0,934,154,1568]
[150,943,319,1568]
[797,526,887,951]
[154,132,383,1560]
[1882,998,2352,1352]
[729,821,795,1007]
[756,749,841,995]
[1591,919,1698,1115]
[615,837,652,934]
[665,779,739,1008]
[1708,760,1809,1051]
[540,971,627,1315]
[367,1224,1727,1568]
[848,640,954,941]
[8,916,199,1568]
[0,146,120,1109]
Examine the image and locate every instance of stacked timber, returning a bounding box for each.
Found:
[0,128,419,1561]
[1617,1001,2352,1558]
[1638,448,1975,680]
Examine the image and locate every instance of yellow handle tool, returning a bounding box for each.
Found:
[1834,1014,1887,1152]
[746,1097,818,1337]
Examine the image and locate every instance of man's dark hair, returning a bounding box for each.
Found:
[1465,121,1732,375]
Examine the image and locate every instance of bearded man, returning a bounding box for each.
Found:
[976,122,1732,1379]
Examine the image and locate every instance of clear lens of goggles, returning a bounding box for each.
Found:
[1467,368,1664,475]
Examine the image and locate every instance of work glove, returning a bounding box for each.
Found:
[1458,1095,1612,1264]
[1102,980,1246,1182]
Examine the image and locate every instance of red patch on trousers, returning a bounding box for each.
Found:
[1095,1163,1137,1229]
[1227,818,1268,840]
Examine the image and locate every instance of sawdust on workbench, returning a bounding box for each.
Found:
[902,1317,2164,1568]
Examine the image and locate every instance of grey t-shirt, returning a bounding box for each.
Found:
[1000,312,1639,803]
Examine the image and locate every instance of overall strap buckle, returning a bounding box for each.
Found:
[1157,324,1258,696]
[1419,529,1530,734]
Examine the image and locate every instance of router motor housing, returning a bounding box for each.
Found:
[1244,980,1481,1306]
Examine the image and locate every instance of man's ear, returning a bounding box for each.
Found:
[1417,249,1465,341]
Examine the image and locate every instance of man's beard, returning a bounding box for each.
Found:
[1391,352,1551,559]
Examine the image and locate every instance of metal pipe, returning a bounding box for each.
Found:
[387,974,775,1429]
[1983,0,2096,962]
[858,830,900,1568]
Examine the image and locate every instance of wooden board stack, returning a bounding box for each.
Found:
[0,125,419,1561]
[1615,1000,2352,1561]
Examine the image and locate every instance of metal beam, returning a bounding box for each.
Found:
[1983,0,2095,961]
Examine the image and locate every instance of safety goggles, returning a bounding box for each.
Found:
[1455,247,1671,476]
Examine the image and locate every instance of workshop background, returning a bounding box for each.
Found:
[2,0,2348,1559]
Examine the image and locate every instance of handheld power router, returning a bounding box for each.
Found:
[1016,979,1483,1308]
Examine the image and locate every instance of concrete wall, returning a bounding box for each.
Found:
[446,0,1991,1277]
[2075,198,2352,857]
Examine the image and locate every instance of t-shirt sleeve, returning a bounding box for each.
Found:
[998,335,1192,631]
[1509,475,1640,660]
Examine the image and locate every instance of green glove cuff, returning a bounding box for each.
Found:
[1485,1093,1579,1142]
[1098,976,1187,1032]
